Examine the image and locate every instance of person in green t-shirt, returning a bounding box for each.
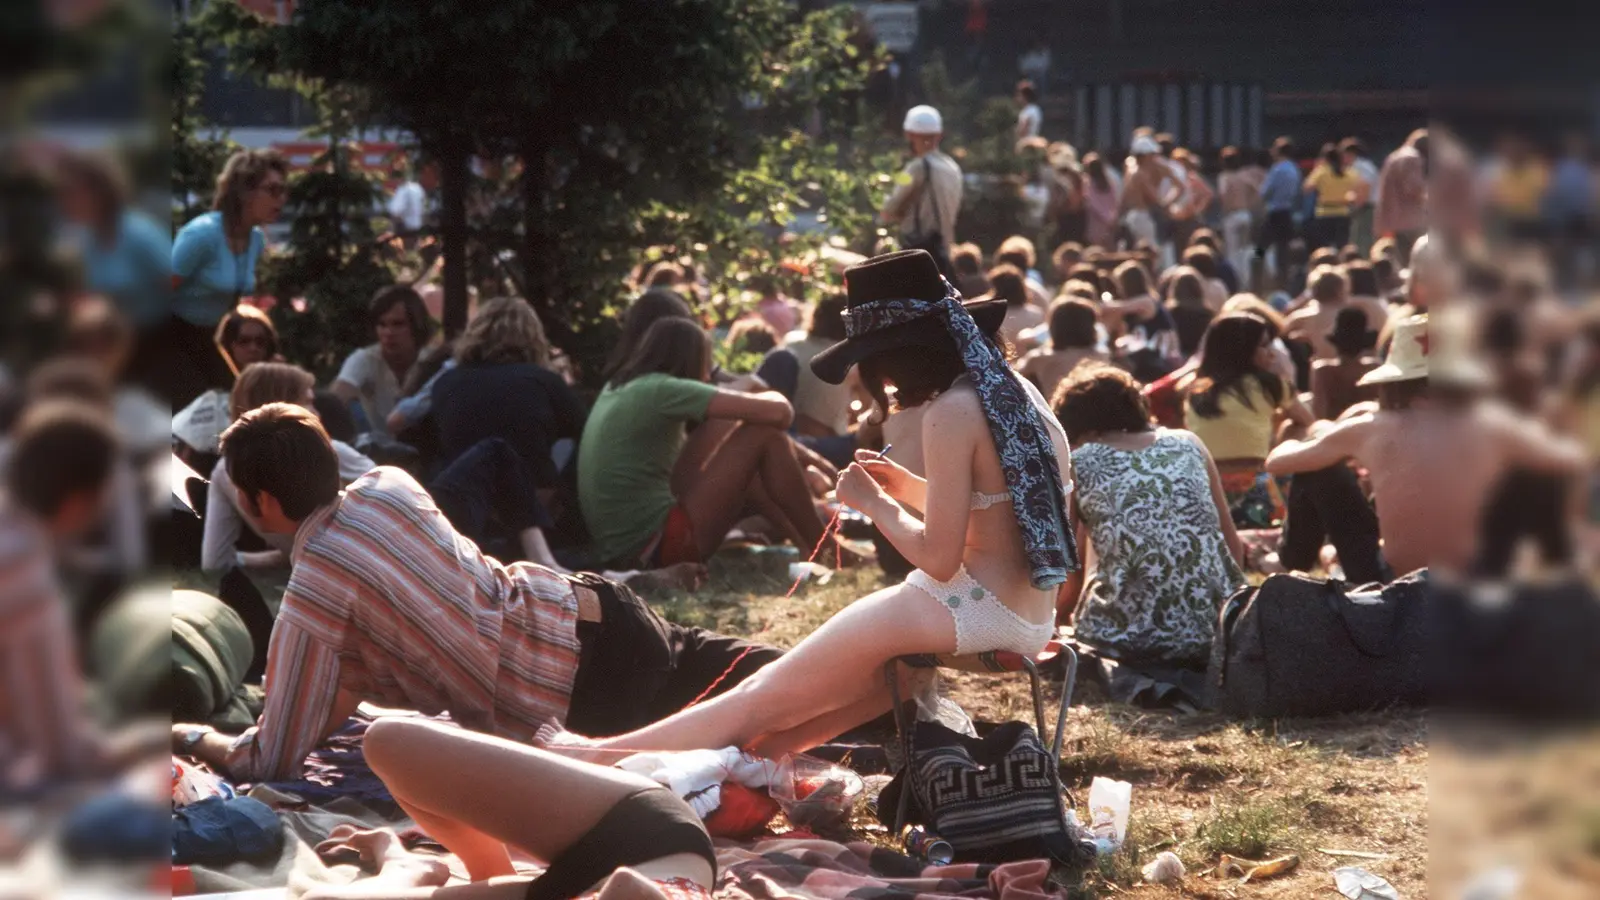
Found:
[577,317,829,567]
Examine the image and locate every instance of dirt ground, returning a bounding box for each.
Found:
[646,555,1430,899]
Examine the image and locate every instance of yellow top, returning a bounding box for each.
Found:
[1184,378,1281,462]
[1306,164,1365,218]
[1492,162,1549,219]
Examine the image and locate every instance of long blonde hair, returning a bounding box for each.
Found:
[454,297,551,367]
[230,362,315,420]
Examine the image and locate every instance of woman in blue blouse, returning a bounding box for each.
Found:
[169,149,287,406]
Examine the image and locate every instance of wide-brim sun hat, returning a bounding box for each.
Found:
[1358,311,1492,388]
[809,249,1007,386]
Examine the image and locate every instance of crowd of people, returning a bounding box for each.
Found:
[3,107,1597,896]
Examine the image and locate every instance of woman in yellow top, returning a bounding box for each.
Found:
[1182,312,1313,527]
[1303,142,1370,250]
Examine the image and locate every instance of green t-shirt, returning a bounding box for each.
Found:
[578,373,718,564]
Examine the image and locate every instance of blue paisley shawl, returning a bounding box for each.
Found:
[843,281,1080,588]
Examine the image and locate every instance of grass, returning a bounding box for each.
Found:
[629,556,1431,899]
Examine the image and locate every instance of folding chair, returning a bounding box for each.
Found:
[883,641,1078,832]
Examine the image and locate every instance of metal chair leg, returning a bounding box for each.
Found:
[1020,657,1047,740]
[1052,646,1078,759]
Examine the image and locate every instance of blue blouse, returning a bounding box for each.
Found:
[72,209,172,329]
[171,211,266,328]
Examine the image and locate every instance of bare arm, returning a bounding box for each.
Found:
[704,388,794,429]
[1265,414,1371,476]
[844,394,976,580]
[1056,505,1088,627]
[329,379,361,404]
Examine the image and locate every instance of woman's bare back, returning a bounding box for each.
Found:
[930,378,1071,624]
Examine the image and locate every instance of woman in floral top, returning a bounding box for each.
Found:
[1054,365,1246,665]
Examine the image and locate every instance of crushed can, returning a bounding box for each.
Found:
[901,826,954,866]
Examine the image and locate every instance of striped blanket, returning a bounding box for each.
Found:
[714,838,1063,900]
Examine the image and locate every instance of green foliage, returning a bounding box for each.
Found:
[257,144,396,382]
[198,0,895,384]
[169,17,238,228]
[1195,795,1307,859]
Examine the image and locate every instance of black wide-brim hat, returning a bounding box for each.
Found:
[809,249,1007,385]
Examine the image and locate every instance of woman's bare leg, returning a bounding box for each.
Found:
[546,583,956,758]
[360,719,671,878]
[744,682,898,759]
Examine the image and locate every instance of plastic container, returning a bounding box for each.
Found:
[1087,776,1132,853]
[770,754,864,831]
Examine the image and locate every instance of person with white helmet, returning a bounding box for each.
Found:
[882,105,962,276]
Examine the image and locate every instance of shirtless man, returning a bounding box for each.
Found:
[1284,265,1393,361]
[1266,316,1586,576]
[1120,135,1182,250]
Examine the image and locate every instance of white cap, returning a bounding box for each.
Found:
[903,105,943,135]
[1130,135,1161,156]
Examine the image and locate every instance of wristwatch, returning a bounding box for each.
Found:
[178,726,214,754]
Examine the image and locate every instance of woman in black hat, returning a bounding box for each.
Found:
[542,250,1077,762]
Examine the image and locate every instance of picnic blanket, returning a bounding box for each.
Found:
[714,839,1063,900]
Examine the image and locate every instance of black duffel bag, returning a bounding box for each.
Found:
[1206,570,1429,718]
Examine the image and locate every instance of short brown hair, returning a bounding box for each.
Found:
[1182,246,1219,279]
[25,358,113,409]
[1048,298,1099,350]
[1310,265,1350,303]
[213,149,289,230]
[727,317,780,358]
[1050,242,1085,279]
[370,285,434,347]
[230,361,316,420]
[952,243,985,276]
[1060,279,1099,302]
[63,296,133,364]
[995,235,1037,272]
[1113,260,1152,299]
[610,317,712,387]
[1051,365,1152,444]
[987,264,1030,307]
[1379,377,1429,411]
[221,403,341,522]
[6,400,118,519]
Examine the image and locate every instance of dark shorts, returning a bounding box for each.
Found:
[524,785,715,900]
[565,573,781,737]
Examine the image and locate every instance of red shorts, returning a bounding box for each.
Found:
[644,504,700,568]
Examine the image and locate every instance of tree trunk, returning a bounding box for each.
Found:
[517,141,577,353]
[437,138,472,337]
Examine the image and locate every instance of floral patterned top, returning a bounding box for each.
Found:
[1072,431,1246,665]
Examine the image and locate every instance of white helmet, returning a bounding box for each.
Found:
[903,105,943,135]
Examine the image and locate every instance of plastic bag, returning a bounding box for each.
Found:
[172,757,233,808]
[1087,777,1131,852]
[770,754,863,831]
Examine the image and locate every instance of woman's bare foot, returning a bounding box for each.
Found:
[534,720,622,766]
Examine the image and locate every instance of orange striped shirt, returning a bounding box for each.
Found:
[0,504,92,785]
[225,467,581,782]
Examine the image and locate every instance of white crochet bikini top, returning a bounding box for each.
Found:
[970,489,1011,510]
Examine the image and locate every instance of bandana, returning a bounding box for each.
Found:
[843,281,1078,588]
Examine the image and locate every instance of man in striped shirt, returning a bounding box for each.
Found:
[1,401,122,788]
[176,404,778,782]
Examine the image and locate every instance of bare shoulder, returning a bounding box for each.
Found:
[928,381,985,423]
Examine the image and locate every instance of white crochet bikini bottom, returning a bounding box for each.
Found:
[905,566,1055,657]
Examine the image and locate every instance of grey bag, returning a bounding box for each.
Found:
[1206,570,1429,717]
